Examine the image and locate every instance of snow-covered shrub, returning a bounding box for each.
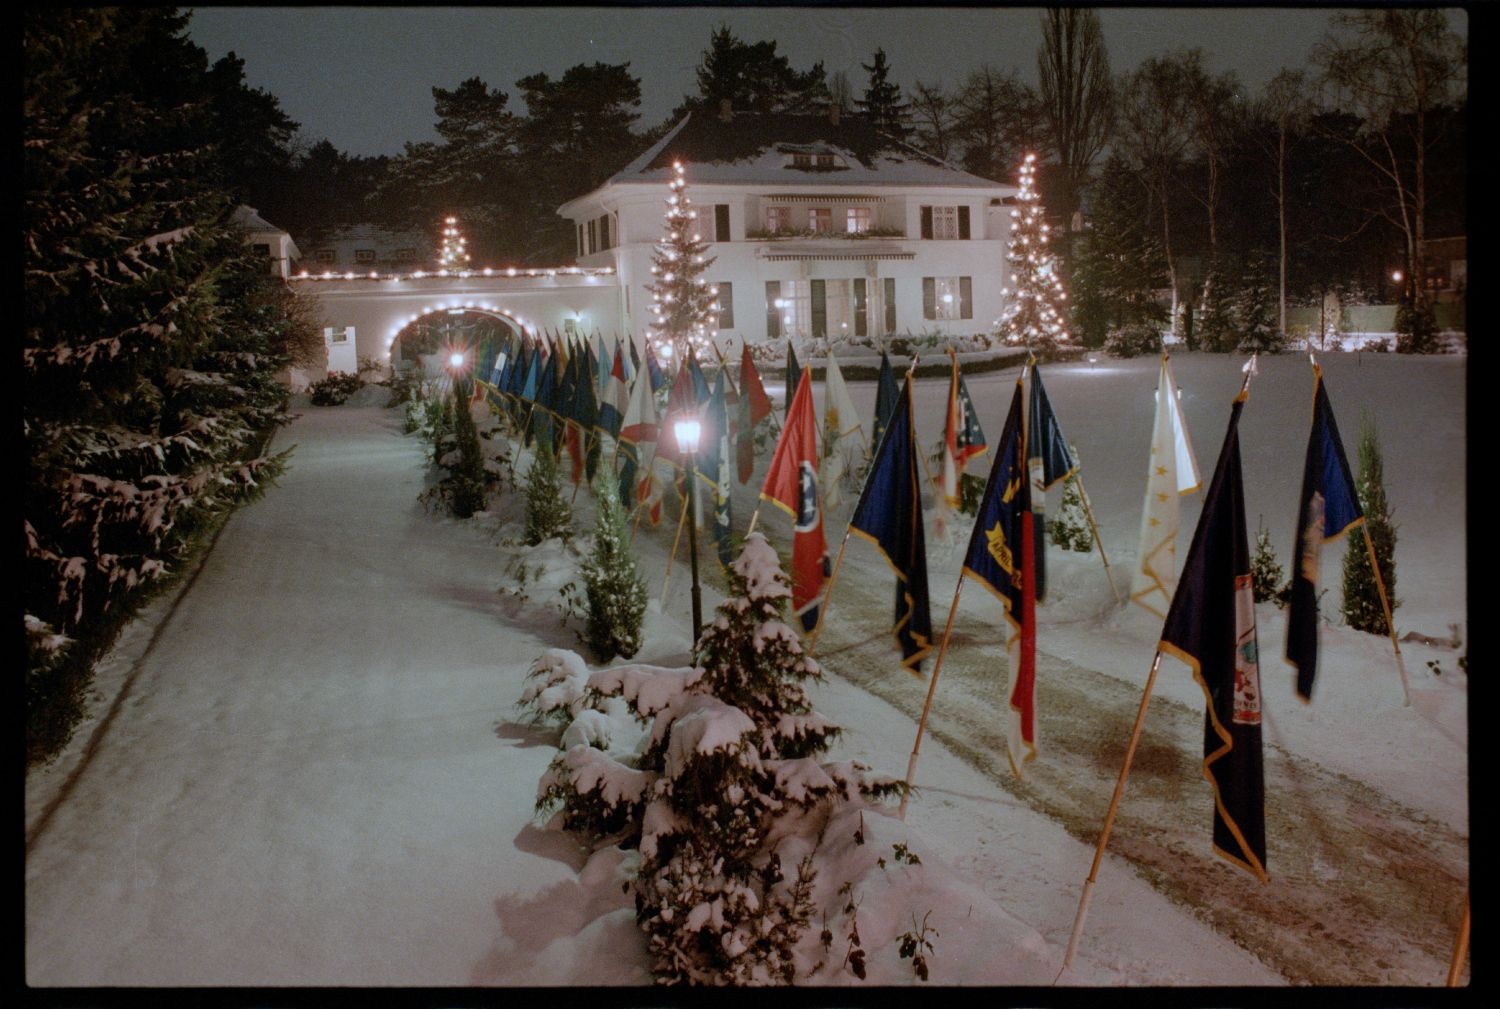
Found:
[1103,323,1161,358]
[309,371,364,405]
[528,533,903,985]
[1196,263,1238,353]
[580,475,647,661]
[445,384,487,518]
[523,443,573,544]
[519,648,594,727]
[1395,300,1439,354]
[1048,475,1094,553]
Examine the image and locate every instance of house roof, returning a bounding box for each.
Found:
[601,111,1011,191]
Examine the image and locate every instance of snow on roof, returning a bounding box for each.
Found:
[603,111,1011,191]
[231,205,285,234]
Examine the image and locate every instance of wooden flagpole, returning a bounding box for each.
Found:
[898,576,968,821]
[805,529,853,655]
[1074,475,1123,605]
[1361,524,1411,706]
[1446,891,1470,986]
[1060,651,1165,974]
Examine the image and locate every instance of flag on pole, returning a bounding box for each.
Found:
[958,379,1036,776]
[820,350,866,509]
[737,342,774,484]
[848,374,933,673]
[761,367,829,633]
[598,343,629,438]
[1026,362,1078,602]
[871,349,900,453]
[938,351,988,511]
[1286,365,1364,702]
[1132,354,1203,617]
[645,341,666,393]
[704,368,735,566]
[1159,390,1268,882]
[785,341,802,421]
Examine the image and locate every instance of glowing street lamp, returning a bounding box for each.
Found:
[674,415,704,643]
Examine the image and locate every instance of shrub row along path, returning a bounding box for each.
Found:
[809,563,1467,987]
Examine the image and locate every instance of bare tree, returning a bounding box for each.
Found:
[1116,57,1194,335]
[1037,8,1114,224]
[828,70,854,113]
[1315,9,1466,316]
[1256,70,1316,338]
[953,65,1044,182]
[907,79,956,160]
[1179,52,1242,260]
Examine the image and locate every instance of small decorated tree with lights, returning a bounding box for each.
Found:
[645,162,720,365]
[438,215,471,272]
[997,153,1071,352]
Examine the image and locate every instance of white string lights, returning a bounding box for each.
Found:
[646,161,719,363]
[997,153,1071,349]
[438,216,471,270]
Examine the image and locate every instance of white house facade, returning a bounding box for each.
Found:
[557,108,1018,352]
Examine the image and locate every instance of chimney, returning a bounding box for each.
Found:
[829,102,841,126]
[718,98,733,122]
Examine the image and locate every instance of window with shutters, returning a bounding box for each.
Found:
[714,281,734,329]
[587,219,597,254]
[599,214,611,250]
[920,205,970,240]
[883,278,897,334]
[922,276,973,320]
[768,280,863,338]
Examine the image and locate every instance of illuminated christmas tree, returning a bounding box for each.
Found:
[645,162,719,364]
[997,154,1070,350]
[438,216,471,271]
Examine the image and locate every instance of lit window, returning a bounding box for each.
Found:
[354,249,376,263]
[325,326,354,345]
[923,277,972,320]
[766,206,790,233]
[808,208,832,233]
[932,207,960,240]
[847,207,872,234]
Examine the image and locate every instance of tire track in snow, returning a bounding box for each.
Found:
[810,565,1468,986]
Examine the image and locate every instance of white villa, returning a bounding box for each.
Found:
[286,106,1020,375]
[559,105,1018,349]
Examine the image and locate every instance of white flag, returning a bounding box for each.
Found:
[819,351,865,508]
[1130,354,1201,617]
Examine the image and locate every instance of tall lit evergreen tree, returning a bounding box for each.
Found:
[997,153,1071,349]
[645,162,719,364]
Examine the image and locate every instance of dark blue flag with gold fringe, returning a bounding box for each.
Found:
[848,374,933,673]
[960,378,1038,775]
[1286,364,1364,702]
[1159,390,1268,882]
[785,340,802,420]
[871,349,900,453]
[1026,363,1077,602]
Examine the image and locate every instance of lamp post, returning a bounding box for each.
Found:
[675,415,703,644]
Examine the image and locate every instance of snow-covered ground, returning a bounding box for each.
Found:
[24,349,1466,987]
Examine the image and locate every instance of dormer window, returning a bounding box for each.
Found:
[792,153,812,169]
[817,154,835,169]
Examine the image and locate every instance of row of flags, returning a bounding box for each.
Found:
[479,333,1368,883]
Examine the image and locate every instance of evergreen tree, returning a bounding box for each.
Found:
[447,382,487,518]
[524,442,573,544]
[437,215,471,271]
[856,48,910,138]
[1250,518,1289,605]
[1195,260,1238,352]
[24,8,297,762]
[580,475,648,661]
[645,162,719,364]
[997,153,1071,350]
[1341,416,1398,634]
[686,26,829,115]
[1071,154,1169,348]
[533,534,901,983]
[1235,255,1284,353]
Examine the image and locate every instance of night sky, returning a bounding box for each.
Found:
[185,6,1466,158]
